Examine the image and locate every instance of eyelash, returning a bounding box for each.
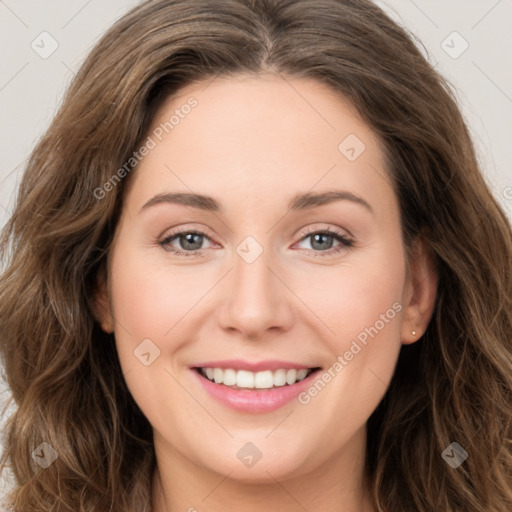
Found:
[158,226,354,258]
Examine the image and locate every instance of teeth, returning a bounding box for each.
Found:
[237,370,254,388]
[297,369,308,380]
[254,370,273,389]
[213,368,223,384]
[223,368,237,386]
[199,367,314,389]
[286,369,297,385]
[273,369,287,386]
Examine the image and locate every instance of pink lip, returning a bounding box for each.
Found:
[192,359,314,372]
[191,367,320,414]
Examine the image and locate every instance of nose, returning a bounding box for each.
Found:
[217,243,295,340]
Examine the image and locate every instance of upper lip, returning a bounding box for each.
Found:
[192,359,320,372]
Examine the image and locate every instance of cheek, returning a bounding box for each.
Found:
[110,249,209,349]
[107,247,205,421]
[300,245,405,351]
[271,248,405,469]
[295,242,406,407]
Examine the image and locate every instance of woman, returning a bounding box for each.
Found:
[1,0,511,510]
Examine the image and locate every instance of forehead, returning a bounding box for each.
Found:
[125,73,395,217]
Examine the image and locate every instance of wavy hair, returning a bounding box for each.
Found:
[1,0,511,510]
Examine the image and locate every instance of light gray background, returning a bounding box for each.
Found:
[1,0,511,500]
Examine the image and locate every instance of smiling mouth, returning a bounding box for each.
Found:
[194,367,322,390]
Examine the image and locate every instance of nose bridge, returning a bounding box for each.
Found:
[218,233,292,336]
[232,234,277,305]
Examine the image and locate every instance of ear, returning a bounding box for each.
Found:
[400,235,438,344]
[92,264,115,333]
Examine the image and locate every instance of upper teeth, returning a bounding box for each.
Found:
[200,368,311,389]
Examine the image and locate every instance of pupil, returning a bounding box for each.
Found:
[311,233,333,250]
[182,233,202,250]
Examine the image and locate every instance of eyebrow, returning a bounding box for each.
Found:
[140,190,373,214]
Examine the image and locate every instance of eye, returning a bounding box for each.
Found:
[158,226,354,258]
[158,228,215,257]
[293,226,354,257]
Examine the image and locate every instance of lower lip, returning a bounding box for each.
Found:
[192,369,320,413]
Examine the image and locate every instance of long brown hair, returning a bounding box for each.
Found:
[1,0,511,510]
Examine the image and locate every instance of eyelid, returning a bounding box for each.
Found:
[295,224,351,239]
[159,224,350,244]
[159,223,218,243]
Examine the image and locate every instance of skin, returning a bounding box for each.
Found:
[95,73,437,511]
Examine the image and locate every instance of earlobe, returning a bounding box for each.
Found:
[401,236,438,344]
[92,266,115,334]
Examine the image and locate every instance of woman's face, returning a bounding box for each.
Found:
[98,73,434,484]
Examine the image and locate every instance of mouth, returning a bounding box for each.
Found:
[194,366,321,390]
[191,361,322,413]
